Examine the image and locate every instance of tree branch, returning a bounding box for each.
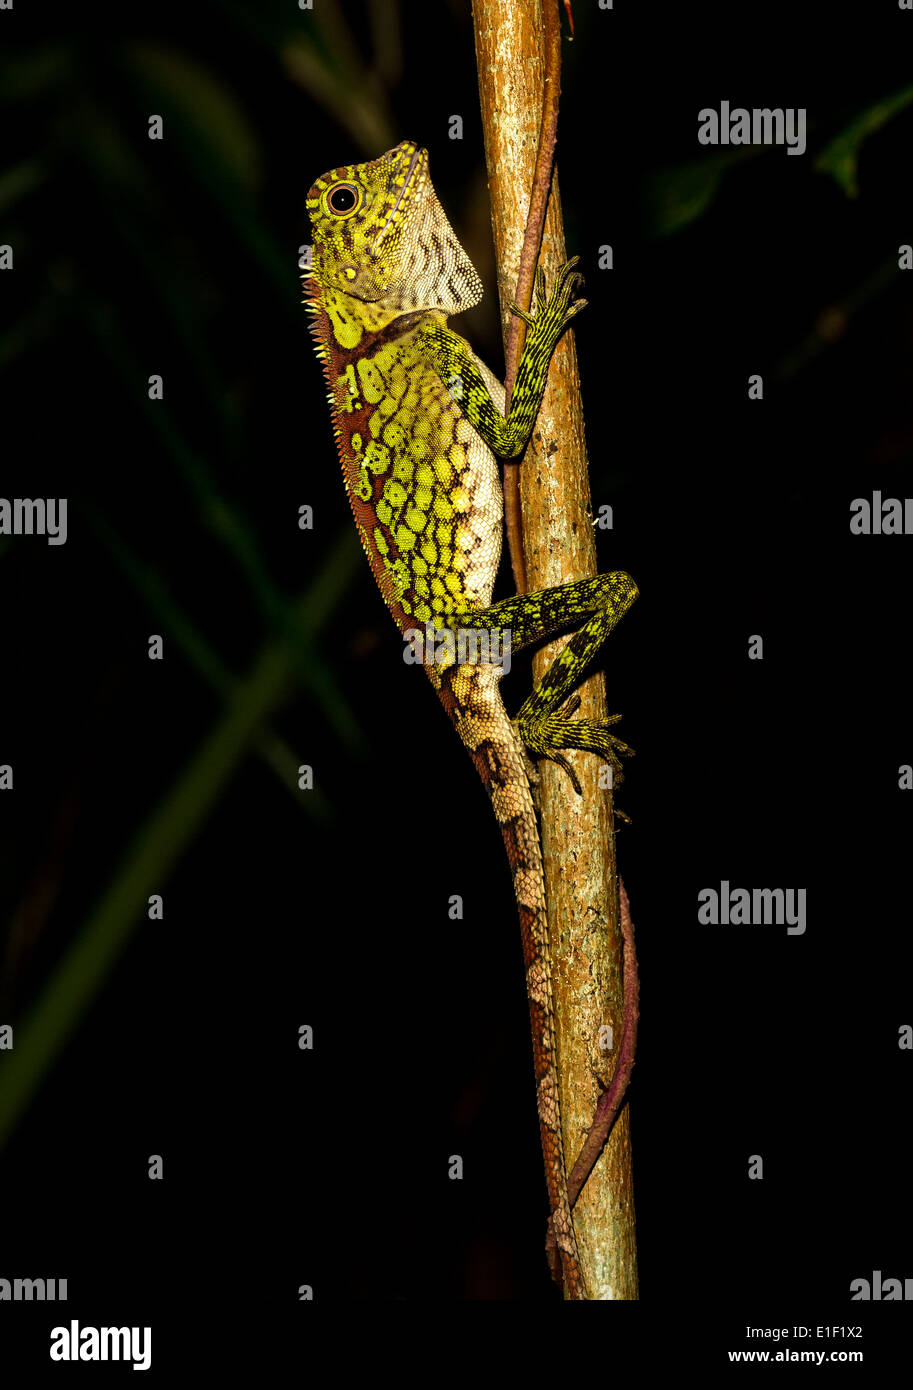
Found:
[500,0,563,594]
[472,0,639,1300]
[566,877,640,1206]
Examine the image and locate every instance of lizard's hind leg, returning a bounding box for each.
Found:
[451,571,638,792]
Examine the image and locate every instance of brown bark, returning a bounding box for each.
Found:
[472,0,638,1300]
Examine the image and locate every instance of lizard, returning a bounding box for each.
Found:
[304,139,638,1300]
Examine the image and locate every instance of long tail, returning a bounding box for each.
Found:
[435,660,586,1299]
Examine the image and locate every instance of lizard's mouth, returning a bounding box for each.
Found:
[377,143,426,239]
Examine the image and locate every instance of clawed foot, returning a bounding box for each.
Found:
[519,696,633,796]
[508,256,587,341]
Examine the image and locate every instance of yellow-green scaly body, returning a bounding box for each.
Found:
[305,140,638,1299]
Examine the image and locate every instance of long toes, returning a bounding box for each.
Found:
[548,751,583,795]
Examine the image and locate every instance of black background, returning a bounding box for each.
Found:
[1,0,911,1366]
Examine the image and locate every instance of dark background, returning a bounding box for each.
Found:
[1,0,911,1361]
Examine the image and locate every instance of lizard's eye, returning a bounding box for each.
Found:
[324,183,361,217]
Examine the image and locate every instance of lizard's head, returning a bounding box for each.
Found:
[305,139,483,314]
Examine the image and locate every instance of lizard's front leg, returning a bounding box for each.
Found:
[417,258,586,457]
[453,571,638,791]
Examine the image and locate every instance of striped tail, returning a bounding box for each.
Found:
[434,658,586,1300]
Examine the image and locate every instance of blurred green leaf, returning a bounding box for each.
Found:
[106,47,290,300]
[86,505,331,821]
[278,0,398,155]
[0,48,71,103]
[122,44,261,191]
[0,293,58,369]
[0,533,358,1154]
[281,36,395,154]
[0,160,46,214]
[645,147,757,239]
[816,84,913,197]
